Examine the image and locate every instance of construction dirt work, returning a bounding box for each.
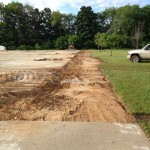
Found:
[0,50,136,122]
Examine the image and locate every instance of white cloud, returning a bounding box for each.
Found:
[68,0,149,9]
[33,0,64,10]
[0,0,11,4]
[0,0,149,13]
[11,0,69,11]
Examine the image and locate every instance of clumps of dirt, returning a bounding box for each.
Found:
[29,52,83,108]
[0,51,83,121]
[60,52,135,123]
[34,58,63,61]
[0,51,135,122]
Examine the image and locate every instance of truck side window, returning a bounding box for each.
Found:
[145,45,150,50]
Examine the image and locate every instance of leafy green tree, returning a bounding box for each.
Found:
[94,33,108,49]
[112,5,145,48]
[3,2,26,48]
[39,8,52,41]
[51,11,62,27]
[0,3,5,45]
[68,34,80,49]
[108,33,129,48]
[23,5,41,46]
[95,32,129,51]
[76,6,98,49]
[141,5,150,46]
[51,12,76,39]
[61,13,76,35]
[41,40,54,49]
[34,43,41,50]
[1,2,149,50]
[54,36,68,50]
[94,33,101,49]
[51,11,64,39]
[97,7,116,33]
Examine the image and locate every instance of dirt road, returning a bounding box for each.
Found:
[0,51,135,122]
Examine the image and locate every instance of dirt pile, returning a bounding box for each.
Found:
[0,52,82,120]
[61,52,135,122]
[0,51,135,122]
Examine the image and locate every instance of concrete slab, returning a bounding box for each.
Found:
[0,50,79,70]
[0,122,149,150]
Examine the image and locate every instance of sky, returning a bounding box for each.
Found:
[0,0,150,14]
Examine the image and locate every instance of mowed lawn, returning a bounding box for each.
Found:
[91,49,150,137]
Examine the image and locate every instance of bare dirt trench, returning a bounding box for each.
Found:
[0,51,135,122]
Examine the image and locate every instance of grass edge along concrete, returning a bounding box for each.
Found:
[90,49,150,138]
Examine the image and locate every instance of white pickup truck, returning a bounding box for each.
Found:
[127,44,150,62]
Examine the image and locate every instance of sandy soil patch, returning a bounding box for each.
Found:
[0,50,135,122]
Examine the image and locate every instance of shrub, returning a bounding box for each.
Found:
[54,36,68,50]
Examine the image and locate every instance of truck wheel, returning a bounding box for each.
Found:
[131,55,140,63]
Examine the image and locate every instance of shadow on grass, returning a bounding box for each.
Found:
[141,60,150,63]
[134,114,150,121]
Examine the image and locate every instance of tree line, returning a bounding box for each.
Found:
[0,2,150,50]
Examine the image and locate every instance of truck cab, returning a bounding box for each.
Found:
[127,44,150,62]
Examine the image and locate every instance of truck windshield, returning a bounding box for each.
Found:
[143,45,150,50]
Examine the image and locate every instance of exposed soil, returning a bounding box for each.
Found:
[0,51,135,122]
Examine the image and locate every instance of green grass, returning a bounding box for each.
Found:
[139,121,150,139]
[90,49,150,137]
